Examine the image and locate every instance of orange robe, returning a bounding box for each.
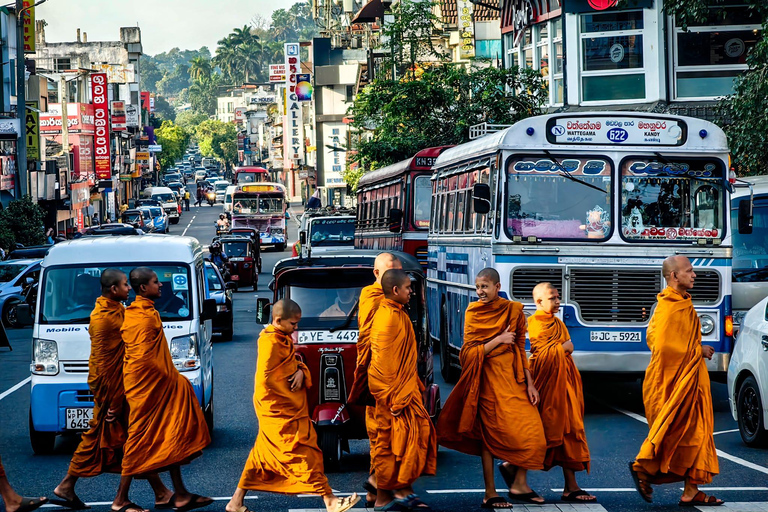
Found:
[347,283,384,471]
[369,298,437,490]
[528,310,590,472]
[437,298,545,470]
[238,325,331,495]
[0,454,5,478]
[632,287,719,485]
[120,296,210,476]
[69,297,128,477]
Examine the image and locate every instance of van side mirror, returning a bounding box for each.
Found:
[389,208,403,233]
[738,199,753,235]
[472,183,491,214]
[225,281,237,291]
[16,303,33,327]
[256,297,272,324]
[201,298,217,321]
[299,231,306,246]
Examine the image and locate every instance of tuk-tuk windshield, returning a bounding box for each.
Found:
[288,285,362,329]
[309,218,355,246]
[223,241,250,258]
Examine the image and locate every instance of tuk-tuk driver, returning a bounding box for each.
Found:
[319,288,357,318]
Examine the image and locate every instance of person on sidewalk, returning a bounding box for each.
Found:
[0,456,48,512]
[184,191,190,211]
[121,268,213,512]
[52,269,173,512]
[369,269,437,511]
[306,188,321,209]
[225,299,360,512]
[347,253,402,507]
[528,282,595,504]
[629,256,722,507]
[437,268,545,508]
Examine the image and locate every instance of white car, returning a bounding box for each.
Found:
[727,295,768,447]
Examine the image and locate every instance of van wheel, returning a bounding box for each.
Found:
[275,243,285,252]
[29,409,56,455]
[317,428,341,472]
[3,299,20,328]
[737,375,768,447]
[439,304,459,383]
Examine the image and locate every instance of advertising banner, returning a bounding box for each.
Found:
[296,74,312,101]
[235,107,247,122]
[457,0,475,59]
[141,92,151,112]
[25,101,40,160]
[111,101,126,131]
[125,104,139,127]
[91,73,112,180]
[269,64,286,82]
[283,43,303,169]
[22,1,34,53]
[40,103,95,133]
[135,151,150,166]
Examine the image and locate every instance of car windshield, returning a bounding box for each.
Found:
[124,212,141,223]
[732,196,768,279]
[413,175,431,228]
[621,158,725,241]
[506,157,612,240]
[153,193,175,202]
[40,264,193,324]
[168,183,182,190]
[215,183,229,192]
[205,265,224,291]
[223,241,249,257]
[309,218,355,246]
[233,196,283,214]
[149,207,163,217]
[0,263,26,282]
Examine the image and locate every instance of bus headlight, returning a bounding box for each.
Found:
[31,338,59,375]
[170,334,200,371]
[700,314,715,336]
[270,227,284,235]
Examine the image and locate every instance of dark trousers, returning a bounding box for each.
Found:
[184,199,190,211]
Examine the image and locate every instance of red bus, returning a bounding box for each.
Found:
[234,166,269,185]
[355,146,452,268]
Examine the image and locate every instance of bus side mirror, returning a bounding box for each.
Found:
[389,208,403,233]
[738,199,753,235]
[299,231,306,246]
[16,304,33,327]
[256,297,272,324]
[472,184,491,214]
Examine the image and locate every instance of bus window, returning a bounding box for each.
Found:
[456,191,465,232]
[694,185,719,229]
[464,192,474,232]
[413,175,431,228]
[732,197,768,272]
[447,193,456,232]
[440,193,448,233]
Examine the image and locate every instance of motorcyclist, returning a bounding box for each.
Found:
[209,241,229,279]
[216,214,230,233]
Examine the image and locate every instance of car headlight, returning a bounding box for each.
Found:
[31,338,59,375]
[700,314,715,336]
[170,334,200,371]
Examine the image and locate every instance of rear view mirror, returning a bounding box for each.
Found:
[225,281,237,291]
[472,183,491,214]
[201,298,217,321]
[389,208,403,233]
[738,199,753,235]
[299,231,306,246]
[256,297,272,324]
[16,304,33,327]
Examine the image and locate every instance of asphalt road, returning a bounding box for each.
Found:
[1,191,767,512]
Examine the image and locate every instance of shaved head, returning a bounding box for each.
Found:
[381,269,410,299]
[373,252,402,284]
[532,282,557,301]
[101,268,126,293]
[129,267,155,291]
[273,299,301,320]
[662,255,689,281]
[476,267,500,284]
[662,255,696,291]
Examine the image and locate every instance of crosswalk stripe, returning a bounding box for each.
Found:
[696,503,768,511]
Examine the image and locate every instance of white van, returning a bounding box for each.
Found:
[27,236,216,454]
[144,186,180,224]
[223,185,236,214]
[214,180,230,203]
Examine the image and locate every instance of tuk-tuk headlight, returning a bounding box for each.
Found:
[31,338,59,375]
[170,334,200,371]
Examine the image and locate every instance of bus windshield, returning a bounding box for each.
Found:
[413,176,431,228]
[238,173,257,183]
[233,195,283,214]
[506,157,612,240]
[621,158,725,241]
[732,197,768,278]
[309,218,355,246]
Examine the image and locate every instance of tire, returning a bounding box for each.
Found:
[221,321,233,342]
[737,375,768,447]
[317,428,341,472]
[29,409,56,455]
[275,243,286,252]
[3,299,19,328]
[170,217,180,225]
[440,303,460,383]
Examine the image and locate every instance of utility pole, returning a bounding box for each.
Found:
[15,0,28,197]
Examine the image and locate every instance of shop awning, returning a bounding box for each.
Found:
[352,0,384,23]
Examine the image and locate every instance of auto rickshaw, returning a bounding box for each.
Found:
[255,250,440,470]
[219,236,260,290]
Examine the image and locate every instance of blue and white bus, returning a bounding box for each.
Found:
[427,112,736,381]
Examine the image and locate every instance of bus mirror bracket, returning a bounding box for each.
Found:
[738,198,753,235]
[299,230,307,246]
[473,183,491,214]
[389,208,403,233]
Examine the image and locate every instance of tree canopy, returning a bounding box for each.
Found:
[155,121,191,171]
[195,120,239,168]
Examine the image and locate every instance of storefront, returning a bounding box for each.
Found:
[0,119,19,203]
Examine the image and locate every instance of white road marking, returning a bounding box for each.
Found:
[182,215,196,236]
[695,504,768,511]
[0,376,30,401]
[44,497,259,508]
[714,428,740,436]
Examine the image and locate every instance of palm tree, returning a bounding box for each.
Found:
[188,57,212,81]
[237,41,263,83]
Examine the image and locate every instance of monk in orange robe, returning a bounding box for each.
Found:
[225,299,360,512]
[121,268,212,512]
[52,269,172,512]
[347,252,401,505]
[1,455,48,512]
[369,269,437,511]
[528,282,594,503]
[629,256,722,507]
[437,268,545,507]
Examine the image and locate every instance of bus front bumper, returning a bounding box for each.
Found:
[571,351,730,374]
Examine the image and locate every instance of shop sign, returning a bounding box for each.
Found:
[135,151,150,166]
[235,107,247,121]
[94,63,136,84]
[91,73,112,180]
[457,0,476,59]
[269,64,286,82]
[40,104,95,133]
[546,116,686,146]
[148,144,162,152]
[22,1,34,53]
[0,175,14,191]
[70,181,90,209]
[125,104,139,127]
[0,119,20,136]
[141,92,151,112]
[111,101,126,131]
[283,43,304,168]
[563,0,652,13]
[296,74,313,102]
[25,101,40,160]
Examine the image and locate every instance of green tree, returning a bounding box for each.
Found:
[175,111,208,133]
[156,121,191,171]
[195,119,238,169]
[156,63,191,98]
[188,73,221,116]
[188,57,213,81]
[153,95,177,122]
[140,57,164,93]
[0,196,46,247]
[379,0,447,79]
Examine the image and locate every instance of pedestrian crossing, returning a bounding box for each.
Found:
[287,505,768,511]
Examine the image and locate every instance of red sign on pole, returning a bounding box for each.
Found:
[91,73,111,180]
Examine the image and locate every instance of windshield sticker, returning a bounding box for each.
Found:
[626,161,718,177]
[172,274,189,291]
[177,307,190,317]
[511,159,609,176]
[579,205,610,238]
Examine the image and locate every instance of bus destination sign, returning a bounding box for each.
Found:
[546,116,687,146]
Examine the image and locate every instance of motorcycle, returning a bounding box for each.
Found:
[215,221,230,237]
[206,191,216,206]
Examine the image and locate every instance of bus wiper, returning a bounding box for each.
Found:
[543,150,607,194]
[733,267,768,278]
[329,299,360,333]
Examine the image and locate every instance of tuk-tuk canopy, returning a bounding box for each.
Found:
[273,250,423,277]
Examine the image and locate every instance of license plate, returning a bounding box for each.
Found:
[590,331,642,342]
[297,330,359,343]
[66,408,93,430]
[231,274,239,280]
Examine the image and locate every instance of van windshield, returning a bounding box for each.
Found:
[153,193,175,202]
[40,264,193,324]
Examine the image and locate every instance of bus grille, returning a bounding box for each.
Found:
[511,268,564,301]
[689,270,720,304]
[569,268,660,323]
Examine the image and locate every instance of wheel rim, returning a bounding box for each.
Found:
[741,386,761,437]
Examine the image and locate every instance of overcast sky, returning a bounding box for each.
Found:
[36,0,298,56]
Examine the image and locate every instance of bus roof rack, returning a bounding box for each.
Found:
[469,122,513,140]
[302,207,356,217]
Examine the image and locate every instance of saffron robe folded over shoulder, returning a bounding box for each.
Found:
[69,297,128,477]
[238,325,331,495]
[437,298,545,470]
[528,310,590,472]
[369,299,437,490]
[632,287,718,485]
[120,296,210,476]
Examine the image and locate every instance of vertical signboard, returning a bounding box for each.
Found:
[283,42,303,170]
[140,92,151,112]
[457,0,475,59]
[21,1,35,53]
[110,101,126,131]
[25,101,40,160]
[91,73,112,180]
[125,104,139,127]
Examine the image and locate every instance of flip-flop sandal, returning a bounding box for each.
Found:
[16,497,49,512]
[678,491,724,507]
[507,491,544,505]
[628,461,653,503]
[50,494,91,510]
[480,496,514,509]
[155,495,175,510]
[497,462,517,488]
[112,503,146,512]
[363,481,378,496]
[402,494,432,511]
[172,495,214,512]
[561,490,597,503]
[373,500,409,511]
[332,494,361,512]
